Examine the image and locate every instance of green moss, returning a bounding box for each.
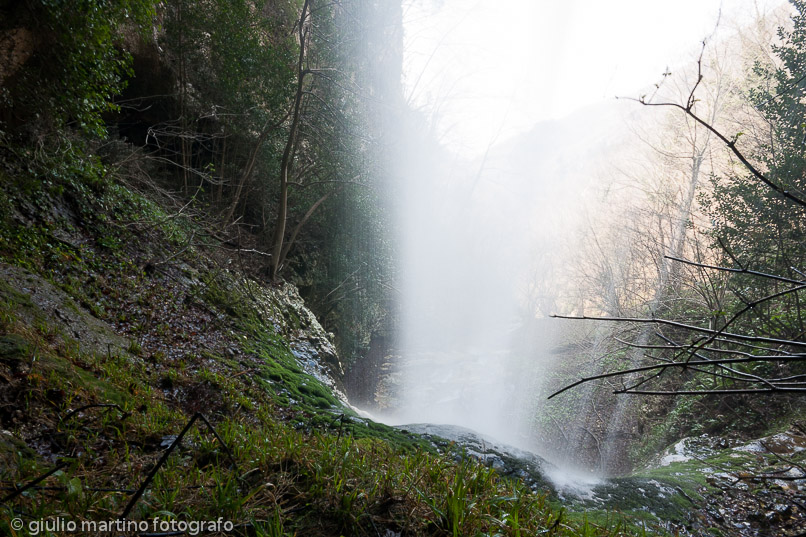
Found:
[0,333,31,362]
[41,350,131,407]
[0,278,34,308]
[0,431,39,460]
[0,143,659,536]
[201,275,255,321]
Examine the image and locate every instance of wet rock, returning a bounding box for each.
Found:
[201,271,346,398]
[291,340,347,403]
[0,264,133,359]
[396,423,556,493]
[773,503,792,518]
[734,432,806,456]
[654,433,735,467]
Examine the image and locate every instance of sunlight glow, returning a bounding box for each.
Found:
[402,0,783,156]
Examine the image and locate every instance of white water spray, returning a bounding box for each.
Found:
[372,105,627,459]
[368,0,773,480]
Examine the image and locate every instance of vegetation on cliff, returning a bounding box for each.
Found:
[0,0,653,535]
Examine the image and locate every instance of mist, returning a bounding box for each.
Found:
[368,0,787,469]
[377,100,635,453]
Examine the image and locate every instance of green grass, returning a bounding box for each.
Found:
[0,143,652,536]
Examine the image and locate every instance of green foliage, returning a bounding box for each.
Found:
[156,0,296,198]
[283,0,399,365]
[705,0,806,285]
[3,0,155,137]
[294,183,397,364]
[184,0,295,130]
[749,0,806,187]
[624,1,806,451]
[699,0,806,360]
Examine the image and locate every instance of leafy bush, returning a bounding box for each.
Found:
[2,0,155,137]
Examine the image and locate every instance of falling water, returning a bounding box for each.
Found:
[352,0,787,487]
[366,102,635,476]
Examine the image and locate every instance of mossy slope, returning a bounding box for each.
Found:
[0,149,650,536]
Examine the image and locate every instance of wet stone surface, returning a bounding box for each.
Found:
[396,424,806,536]
[649,430,806,537]
[395,423,556,493]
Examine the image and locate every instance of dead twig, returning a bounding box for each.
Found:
[120,412,239,519]
[0,461,68,505]
[60,403,128,424]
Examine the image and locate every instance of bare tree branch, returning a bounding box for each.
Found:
[623,94,806,208]
[665,255,805,286]
[550,314,806,348]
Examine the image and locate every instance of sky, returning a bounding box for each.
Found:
[401,0,785,156]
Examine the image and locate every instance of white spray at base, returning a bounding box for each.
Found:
[368,105,635,489]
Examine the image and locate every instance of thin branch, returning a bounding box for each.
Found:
[665,255,805,286]
[627,95,806,208]
[0,462,68,505]
[279,184,345,263]
[613,336,804,360]
[550,314,806,348]
[61,403,128,423]
[546,354,804,399]
[615,388,806,395]
[653,333,779,389]
[120,412,238,519]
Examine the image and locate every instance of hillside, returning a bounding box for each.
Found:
[3,0,806,535]
[0,144,656,536]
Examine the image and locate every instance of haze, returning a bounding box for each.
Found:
[379,0,788,459]
[403,0,781,156]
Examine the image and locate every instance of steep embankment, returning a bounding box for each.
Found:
[0,148,648,536]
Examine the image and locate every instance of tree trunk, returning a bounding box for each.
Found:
[269,0,311,281]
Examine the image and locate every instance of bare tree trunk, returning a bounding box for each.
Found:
[216,127,226,205]
[269,0,311,281]
[280,185,345,263]
[177,0,190,193]
[223,123,272,224]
